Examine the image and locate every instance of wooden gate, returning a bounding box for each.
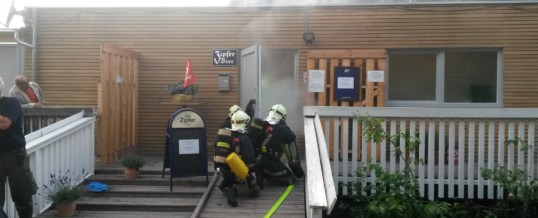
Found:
[98,43,139,164]
[306,49,386,161]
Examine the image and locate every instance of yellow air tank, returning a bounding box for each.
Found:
[226,152,249,181]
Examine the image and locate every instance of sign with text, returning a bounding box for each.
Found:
[334,67,359,101]
[367,70,385,82]
[308,70,325,92]
[212,49,237,66]
[163,108,208,190]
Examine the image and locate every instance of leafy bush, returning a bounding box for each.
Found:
[479,138,538,218]
[340,114,464,218]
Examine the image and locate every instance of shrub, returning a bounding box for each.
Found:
[41,170,87,205]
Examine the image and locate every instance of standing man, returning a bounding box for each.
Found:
[9,75,45,108]
[0,76,38,218]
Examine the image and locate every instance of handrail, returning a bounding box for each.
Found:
[304,114,337,217]
[314,114,337,214]
[3,111,95,218]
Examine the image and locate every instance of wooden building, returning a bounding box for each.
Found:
[17,3,538,159]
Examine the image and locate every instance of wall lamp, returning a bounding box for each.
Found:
[303,32,315,45]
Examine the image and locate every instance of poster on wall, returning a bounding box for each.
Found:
[334,67,358,101]
[308,70,325,92]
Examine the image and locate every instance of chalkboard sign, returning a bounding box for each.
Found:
[334,66,359,101]
[162,108,208,191]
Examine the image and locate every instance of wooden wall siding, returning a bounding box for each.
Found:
[306,49,386,161]
[27,4,538,154]
[98,44,139,163]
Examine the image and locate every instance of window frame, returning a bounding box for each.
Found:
[386,48,503,108]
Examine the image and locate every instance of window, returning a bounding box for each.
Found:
[387,49,502,107]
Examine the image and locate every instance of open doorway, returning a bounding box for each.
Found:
[240,46,302,134]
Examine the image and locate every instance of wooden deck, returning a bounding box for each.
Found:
[36,156,305,218]
[199,176,305,218]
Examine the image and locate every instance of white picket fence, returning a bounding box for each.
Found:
[2,111,95,218]
[303,106,538,201]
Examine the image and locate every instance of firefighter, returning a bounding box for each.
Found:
[213,110,260,207]
[249,104,304,186]
[220,104,241,129]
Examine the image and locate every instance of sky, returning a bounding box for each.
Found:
[1,0,232,29]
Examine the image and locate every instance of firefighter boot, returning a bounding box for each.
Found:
[224,186,238,207]
[246,174,261,197]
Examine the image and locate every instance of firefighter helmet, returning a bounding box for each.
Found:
[265,104,286,124]
[231,110,251,132]
[228,104,241,118]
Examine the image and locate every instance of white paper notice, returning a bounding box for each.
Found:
[367,70,385,82]
[178,139,199,154]
[308,70,325,92]
[337,77,354,89]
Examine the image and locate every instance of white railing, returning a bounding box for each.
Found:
[3,111,95,218]
[304,114,337,218]
[303,106,538,201]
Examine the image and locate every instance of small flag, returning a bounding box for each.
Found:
[184,59,196,87]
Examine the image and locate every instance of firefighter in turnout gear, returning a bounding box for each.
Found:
[249,104,305,186]
[213,110,261,207]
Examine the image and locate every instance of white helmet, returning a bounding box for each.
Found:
[231,110,250,132]
[265,104,286,124]
[228,104,241,118]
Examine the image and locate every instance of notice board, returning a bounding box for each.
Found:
[162,108,208,191]
[334,66,359,101]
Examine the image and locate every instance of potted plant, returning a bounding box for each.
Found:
[167,81,199,103]
[120,147,146,179]
[41,170,86,217]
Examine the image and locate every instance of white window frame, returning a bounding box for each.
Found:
[386,48,503,108]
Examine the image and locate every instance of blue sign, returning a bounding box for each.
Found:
[334,67,359,101]
[212,49,237,66]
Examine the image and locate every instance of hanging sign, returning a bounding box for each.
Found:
[212,49,237,66]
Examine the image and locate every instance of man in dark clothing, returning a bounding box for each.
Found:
[0,76,38,218]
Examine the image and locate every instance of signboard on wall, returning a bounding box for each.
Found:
[212,49,237,66]
[308,70,325,92]
[334,67,359,101]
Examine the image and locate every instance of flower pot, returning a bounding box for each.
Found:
[172,94,193,103]
[56,202,76,217]
[124,167,140,179]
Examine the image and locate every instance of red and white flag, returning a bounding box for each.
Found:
[184,59,196,87]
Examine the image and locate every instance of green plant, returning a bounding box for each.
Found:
[479,138,538,218]
[167,81,198,95]
[120,147,146,169]
[41,170,87,205]
[340,113,464,218]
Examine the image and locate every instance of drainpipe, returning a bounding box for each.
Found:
[13,8,37,82]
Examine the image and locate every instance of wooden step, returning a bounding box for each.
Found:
[83,185,205,198]
[85,174,211,186]
[75,196,199,212]
[38,210,192,218]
